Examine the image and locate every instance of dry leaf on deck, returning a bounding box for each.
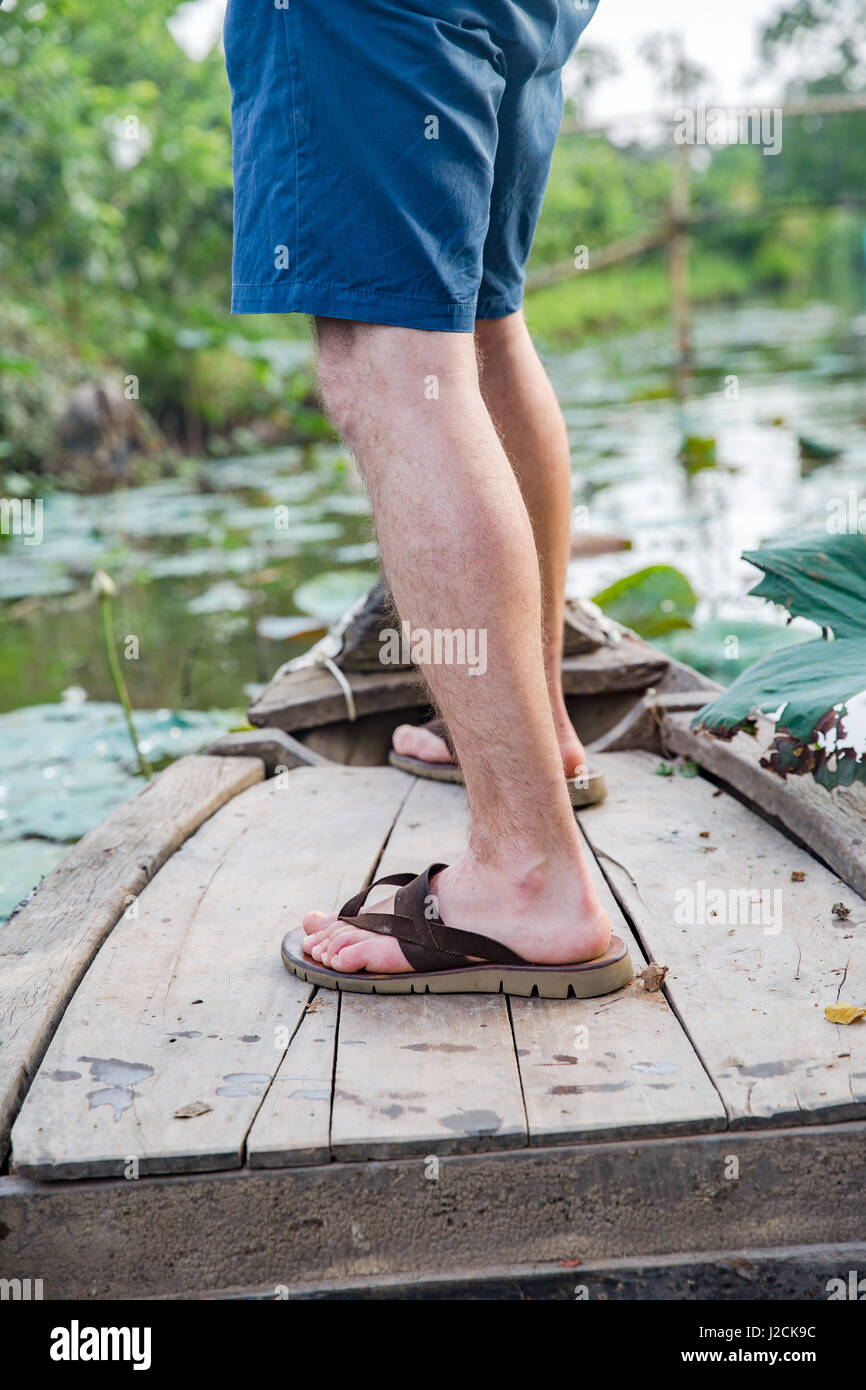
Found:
[824,1004,866,1026]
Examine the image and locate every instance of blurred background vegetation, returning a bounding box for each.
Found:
[1,0,865,913]
[3,0,866,479]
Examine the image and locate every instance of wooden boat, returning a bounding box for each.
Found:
[1,586,865,1300]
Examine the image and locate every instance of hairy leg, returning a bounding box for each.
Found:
[392,308,585,776]
[303,318,609,973]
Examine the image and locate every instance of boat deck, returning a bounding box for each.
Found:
[3,749,866,1297]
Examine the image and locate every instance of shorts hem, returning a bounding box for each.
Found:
[475,296,524,320]
[231,280,478,332]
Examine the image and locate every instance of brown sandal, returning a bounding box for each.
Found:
[388,718,607,808]
[281,864,633,998]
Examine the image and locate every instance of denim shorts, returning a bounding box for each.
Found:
[224,1,599,331]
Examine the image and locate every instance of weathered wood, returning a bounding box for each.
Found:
[247,991,338,1169]
[330,776,722,1155]
[560,638,669,693]
[663,710,866,901]
[511,834,726,1145]
[10,767,409,1180]
[3,1121,865,1298]
[578,750,866,1128]
[589,690,715,756]
[561,597,611,655]
[299,708,421,767]
[330,779,527,1159]
[248,663,427,731]
[206,727,332,772]
[655,657,721,697]
[249,639,669,733]
[0,754,263,1165]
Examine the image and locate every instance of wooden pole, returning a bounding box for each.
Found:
[670,118,693,397]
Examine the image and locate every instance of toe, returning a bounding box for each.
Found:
[302,908,335,935]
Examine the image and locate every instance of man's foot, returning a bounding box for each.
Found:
[391,717,589,778]
[301,853,611,975]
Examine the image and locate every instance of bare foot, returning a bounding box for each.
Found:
[392,718,589,778]
[301,853,611,975]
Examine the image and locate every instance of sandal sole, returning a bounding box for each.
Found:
[282,930,633,999]
[387,752,607,808]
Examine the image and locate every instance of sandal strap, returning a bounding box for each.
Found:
[338,864,525,973]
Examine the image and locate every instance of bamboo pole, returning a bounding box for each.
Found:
[669,134,692,395]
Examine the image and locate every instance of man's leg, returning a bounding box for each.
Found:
[391,309,586,776]
[303,319,610,974]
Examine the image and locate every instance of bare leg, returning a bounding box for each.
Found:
[303,320,609,973]
[392,308,585,776]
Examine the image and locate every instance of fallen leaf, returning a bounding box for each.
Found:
[699,830,710,838]
[791,871,806,882]
[174,1101,212,1119]
[638,962,669,992]
[825,1004,866,1026]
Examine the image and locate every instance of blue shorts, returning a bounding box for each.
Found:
[224,0,599,331]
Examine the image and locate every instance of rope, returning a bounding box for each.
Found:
[320,656,357,722]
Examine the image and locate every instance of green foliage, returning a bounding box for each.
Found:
[694,533,866,789]
[1,0,866,471]
[0,0,316,469]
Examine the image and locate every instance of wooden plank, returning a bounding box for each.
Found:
[589,690,717,756]
[663,710,866,901]
[4,1121,866,1298]
[511,842,726,1145]
[330,772,723,1157]
[0,753,263,1165]
[560,638,669,693]
[248,641,669,732]
[10,767,409,1180]
[206,727,332,772]
[247,990,338,1168]
[248,665,426,731]
[330,779,527,1159]
[578,749,866,1128]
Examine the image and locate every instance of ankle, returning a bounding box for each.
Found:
[462,841,597,906]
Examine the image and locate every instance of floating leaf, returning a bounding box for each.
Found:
[256,614,326,642]
[657,618,813,681]
[679,435,717,473]
[825,1004,866,1025]
[187,580,250,614]
[293,569,376,623]
[592,565,696,639]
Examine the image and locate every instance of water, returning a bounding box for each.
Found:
[2,300,864,916]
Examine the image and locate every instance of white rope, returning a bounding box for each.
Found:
[320,656,358,722]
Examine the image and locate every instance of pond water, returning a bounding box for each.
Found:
[2,299,864,916]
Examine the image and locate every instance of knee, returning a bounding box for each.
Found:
[314,318,369,441]
[315,318,478,445]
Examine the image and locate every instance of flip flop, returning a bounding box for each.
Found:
[282,864,633,998]
[388,718,607,808]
